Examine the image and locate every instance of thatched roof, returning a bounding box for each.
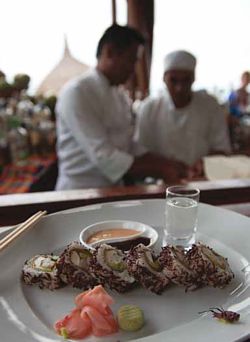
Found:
[36,38,90,96]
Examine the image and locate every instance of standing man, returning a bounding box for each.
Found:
[55,25,186,190]
[136,50,231,178]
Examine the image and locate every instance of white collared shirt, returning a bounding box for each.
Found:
[136,88,231,166]
[55,69,136,189]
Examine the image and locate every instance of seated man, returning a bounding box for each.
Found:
[55,25,186,190]
[135,50,231,178]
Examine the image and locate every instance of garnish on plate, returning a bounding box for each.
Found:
[118,304,144,331]
[199,307,240,323]
[54,285,118,340]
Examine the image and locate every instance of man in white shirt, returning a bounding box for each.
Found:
[56,25,186,190]
[136,50,231,178]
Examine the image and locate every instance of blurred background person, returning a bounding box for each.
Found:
[227,71,250,151]
[135,50,231,179]
[228,71,250,119]
[55,25,187,190]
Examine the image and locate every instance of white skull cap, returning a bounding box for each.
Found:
[164,50,196,72]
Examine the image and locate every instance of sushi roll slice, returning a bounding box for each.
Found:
[158,245,199,291]
[88,244,136,293]
[126,244,170,294]
[187,243,234,288]
[57,241,97,289]
[22,254,64,290]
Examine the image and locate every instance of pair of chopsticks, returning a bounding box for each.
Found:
[0,210,47,253]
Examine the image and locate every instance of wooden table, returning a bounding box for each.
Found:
[0,178,250,226]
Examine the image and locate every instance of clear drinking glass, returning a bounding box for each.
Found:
[164,185,200,248]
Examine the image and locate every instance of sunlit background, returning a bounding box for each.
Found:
[0,0,249,101]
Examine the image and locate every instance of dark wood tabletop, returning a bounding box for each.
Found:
[0,178,250,226]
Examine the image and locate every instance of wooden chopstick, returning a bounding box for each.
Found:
[0,210,47,252]
[0,211,45,245]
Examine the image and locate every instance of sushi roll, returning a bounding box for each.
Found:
[158,245,199,291]
[88,244,136,293]
[187,243,234,288]
[126,244,170,294]
[22,254,64,290]
[57,241,97,289]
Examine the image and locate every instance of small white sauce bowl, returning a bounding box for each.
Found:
[79,220,158,250]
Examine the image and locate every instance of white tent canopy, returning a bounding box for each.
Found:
[36,37,90,96]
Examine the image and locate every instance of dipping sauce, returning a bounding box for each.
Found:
[110,237,151,251]
[86,229,140,244]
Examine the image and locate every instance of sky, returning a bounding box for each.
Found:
[0,0,249,100]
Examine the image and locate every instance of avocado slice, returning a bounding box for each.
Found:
[202,246,226,270]
[104,248,126,272]
[144,250,161,271]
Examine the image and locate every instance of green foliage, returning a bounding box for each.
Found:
[0,80,13,91]
[43,95,57,112]
[13,73,31,90]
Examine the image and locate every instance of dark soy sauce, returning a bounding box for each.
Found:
[110,236,150,251]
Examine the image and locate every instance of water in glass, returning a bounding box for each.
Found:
[165,196,198,246]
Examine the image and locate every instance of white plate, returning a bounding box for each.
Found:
[0,199,250,342]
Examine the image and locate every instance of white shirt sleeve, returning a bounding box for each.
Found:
[207,98,232,154]
[58,83,134,183]
[134,98,156,150]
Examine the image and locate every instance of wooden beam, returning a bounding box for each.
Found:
[112,0,117,24]
[127,0,154,99]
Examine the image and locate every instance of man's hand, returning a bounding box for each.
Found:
[186,159,204,180]
[127,153,190,184]
[160,159,190,183]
